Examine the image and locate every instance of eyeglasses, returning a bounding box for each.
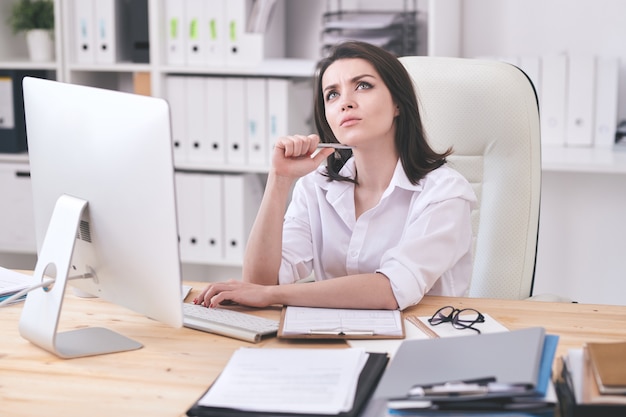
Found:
[428,305,485,334]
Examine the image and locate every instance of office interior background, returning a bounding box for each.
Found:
[1,0,625,306]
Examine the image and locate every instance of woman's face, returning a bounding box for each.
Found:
[321,58,398,149]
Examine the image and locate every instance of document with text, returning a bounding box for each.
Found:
[198,347,368,414]
[278,306,404,339]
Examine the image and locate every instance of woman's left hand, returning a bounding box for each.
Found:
[194,280,275,308]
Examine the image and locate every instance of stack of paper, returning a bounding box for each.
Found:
[362,327,558,416]
[0,267,37,305]
[186,347,388,417]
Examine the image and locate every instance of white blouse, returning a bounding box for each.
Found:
[278,158,477,310]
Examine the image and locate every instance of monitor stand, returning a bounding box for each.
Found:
[18,194,143,359]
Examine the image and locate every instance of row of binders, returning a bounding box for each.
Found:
[70,0,150,64]
[175,172,264,265]
[164,0,285,67]
[556,341,626,417]
[490,53,620,148]
[166,75,313,169]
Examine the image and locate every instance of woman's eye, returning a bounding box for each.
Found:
[326,91,338,101]
[357,81,372,90]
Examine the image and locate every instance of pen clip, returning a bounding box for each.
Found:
[308,328,375,336]
[408,377,496,397]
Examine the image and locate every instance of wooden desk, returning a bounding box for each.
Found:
[1,283,626,417]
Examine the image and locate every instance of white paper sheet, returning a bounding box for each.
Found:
[198,347,368,414]
[281,306,403,336]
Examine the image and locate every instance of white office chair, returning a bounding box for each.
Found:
[400,57,541,299]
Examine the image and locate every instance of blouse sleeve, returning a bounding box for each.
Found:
[377,177,475,310]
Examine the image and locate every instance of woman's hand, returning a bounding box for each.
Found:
[271,134,334,179]
[194,280,276,308]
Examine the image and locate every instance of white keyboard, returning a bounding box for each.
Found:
[182,303,279,343]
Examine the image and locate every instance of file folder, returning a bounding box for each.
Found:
[127,0,150,63]
[366,327,557,416]
[205,77,227,164]
[566,54,595,147]
[175,172,205,263]
[245,78,268,166]
[165,76,188,164]
[164,0,186,65]
[94,0,119,64]
[225,78,247,165]
[185,0,208,66]
[594,56,619,148]
[203,174,224,261]
[206,0,226,66]
[175,172,224,264]
[225,0,286,67]
[222,174,264,262]
[72,0,96,63]
[0,70,46,153]
[267,79,313,149]
[185,76,208,163]
[373,327,547,400]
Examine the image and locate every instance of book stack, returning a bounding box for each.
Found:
[556,342,626,417]
[361,327,558,416]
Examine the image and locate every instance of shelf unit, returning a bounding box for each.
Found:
[4,0,625,301]
[0,0,323,278]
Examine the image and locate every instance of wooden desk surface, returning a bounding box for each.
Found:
[1,282,626,417]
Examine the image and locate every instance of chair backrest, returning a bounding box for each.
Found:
[400,56,541,299]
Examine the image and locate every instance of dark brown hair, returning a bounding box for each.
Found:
[313,41,452,185]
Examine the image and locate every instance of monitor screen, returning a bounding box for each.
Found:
[20,77,183,358]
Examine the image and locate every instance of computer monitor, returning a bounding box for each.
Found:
[19,77,183,358]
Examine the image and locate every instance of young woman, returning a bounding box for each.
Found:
[195,41,476,311]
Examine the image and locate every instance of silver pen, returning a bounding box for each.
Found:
[316,143,354,150]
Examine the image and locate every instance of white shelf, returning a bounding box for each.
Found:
[0,154,29,164]
[0,60,59,71]
[160,58,317,78]
[541,145,626,174]
[67,63,153,73]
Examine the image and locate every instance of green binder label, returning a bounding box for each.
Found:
[170,18,178,39]
[190,19,198,40]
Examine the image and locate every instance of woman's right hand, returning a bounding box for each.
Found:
[271,134,334,180]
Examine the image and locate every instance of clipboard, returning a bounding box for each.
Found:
[277,306,405,340]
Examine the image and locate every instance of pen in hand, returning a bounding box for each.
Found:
[316,143,354,150]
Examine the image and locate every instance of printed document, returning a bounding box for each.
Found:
[198,347,368,414]
[281,306,404,336]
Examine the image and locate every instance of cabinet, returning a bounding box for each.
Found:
[0,0,319,278]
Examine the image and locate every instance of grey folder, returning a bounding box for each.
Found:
[373,326,546,400]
